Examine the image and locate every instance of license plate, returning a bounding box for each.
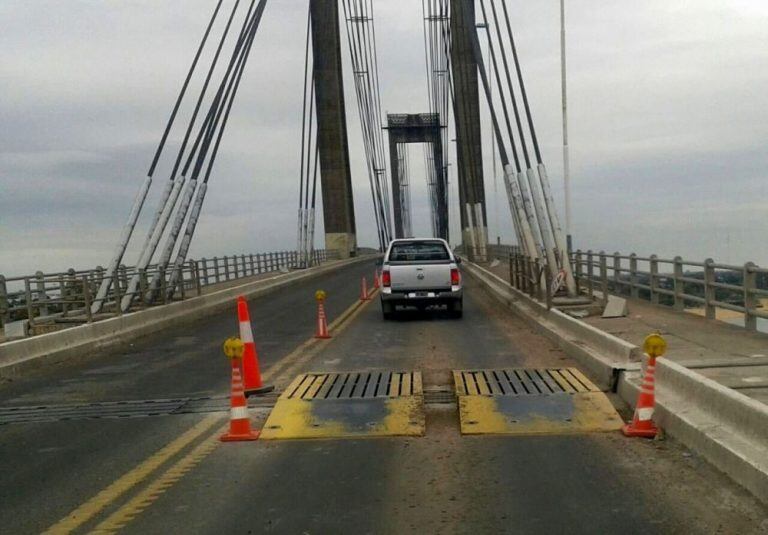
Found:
[408,292,435,298]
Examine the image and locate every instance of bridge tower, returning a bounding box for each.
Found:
[310,0,357,258]
[451,0,487,254]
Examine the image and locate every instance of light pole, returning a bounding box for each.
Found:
[561,0,572,252]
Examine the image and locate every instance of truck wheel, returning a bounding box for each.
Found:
[450,299,463,319]
[381,300,394,320]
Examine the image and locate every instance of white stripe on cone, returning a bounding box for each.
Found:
[230,406,249,420]
[636,407,654,421]
[239,321,254,344]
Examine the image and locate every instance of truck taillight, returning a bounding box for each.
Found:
[382,270,391,287]
[451,268,460,286]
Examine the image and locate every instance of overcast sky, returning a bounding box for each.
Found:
[1,0,767,276]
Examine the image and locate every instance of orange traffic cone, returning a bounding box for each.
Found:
[622,355,659,438]
[373,269,380,289]
[315,290,331,339]
[237,296,273,396]
[221,338,259,442]
[360,276,370,301]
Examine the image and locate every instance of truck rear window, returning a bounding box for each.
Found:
[389,241,450,262]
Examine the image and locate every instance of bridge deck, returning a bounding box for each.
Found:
[0,261,765,533]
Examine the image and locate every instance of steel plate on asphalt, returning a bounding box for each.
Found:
[260,371,425,440]
[453,368,623,435]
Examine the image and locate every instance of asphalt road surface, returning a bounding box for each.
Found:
[0,260,766,534]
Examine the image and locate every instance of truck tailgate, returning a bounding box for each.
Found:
[389,263,452,290]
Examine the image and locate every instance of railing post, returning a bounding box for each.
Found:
[57,274,68,317]
[138,268,148,306]
[233,255,239,279]
[113,271,123,316]
[649,254,659,305]
[629,253,639,299]
[178,264,186,300]
[158,266,167,305]
[212,256,220,283]
[0,275,7,326]
[673,256,684,311]
[508,253,513,286]
[545,263,553,309]
[744,262,757,331]
[82,276,93,323]
[249,254,255,275]
[35,271,49,317]
[703,258,716,320]
[194,261,202,296]
[24,277,35,327]
[586,250,594,301]
[223,255,230,280]
[599,251,608,305]
[575,249,583,293]
[534,258,542,300]
[612,252,621,295]
[201,258,209,286]
[118,264,128,300]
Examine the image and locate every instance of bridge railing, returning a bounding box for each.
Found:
[0,249,338,334]
[569,250,768,331]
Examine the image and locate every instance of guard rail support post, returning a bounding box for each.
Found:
[586,250,594,301]
[212,256,219,283]
[82,276,93,323]
[138,268,148,306]
[201,258,209,286]
[629,253,639,299]
[35,271,48,317]
[58,274,68,317]
[113,271,123,316]
[0,275,7,326]
[575,250,583,293]
[650,254,659,305]
[193,261,202,296]
[24,277,34,327]
[508,253,514,287]
[545,264,553,310]
[223,255,230,281]
[241,254,247,277]
[233,255,239,279]
[704,258,716,320]
[178,264,186,300]
[160,266,168,305]
[119,265,128,297]
[612,252,621,296]
[599,251,608,305]
[521,256,529,294]
[249,254,255,275]
[673,256,684,311]
[534,258,543,301]
[744,262,758,331]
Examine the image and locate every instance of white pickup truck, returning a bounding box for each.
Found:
[379,238,463,319]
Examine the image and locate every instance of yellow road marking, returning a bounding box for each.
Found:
[47,285,377,533]
[43,414,221,534]
[90,425,226,534]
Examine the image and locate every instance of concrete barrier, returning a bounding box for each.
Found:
[619,360,768,504]
[0,256,375,377]
[462,259,768,505]
[462,260,638,388]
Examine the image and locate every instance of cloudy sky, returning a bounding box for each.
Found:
[1,0,767,276]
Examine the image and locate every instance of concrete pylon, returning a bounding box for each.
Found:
[451,0,487,254]
[310,0,357,258]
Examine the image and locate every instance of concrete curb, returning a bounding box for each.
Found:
[463,259,768,505]
[619,361,768,504]
[0,256,375,377]
[462,260,638,388]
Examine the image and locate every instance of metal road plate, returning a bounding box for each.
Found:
[260,371,425,440]
[453,368,623,436]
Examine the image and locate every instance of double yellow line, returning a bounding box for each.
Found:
[45,289,378,534]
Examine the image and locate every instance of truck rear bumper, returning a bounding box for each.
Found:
[380,288,462,306]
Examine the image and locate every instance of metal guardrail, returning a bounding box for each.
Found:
[0,249,338,331]
[569,250,768,331]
